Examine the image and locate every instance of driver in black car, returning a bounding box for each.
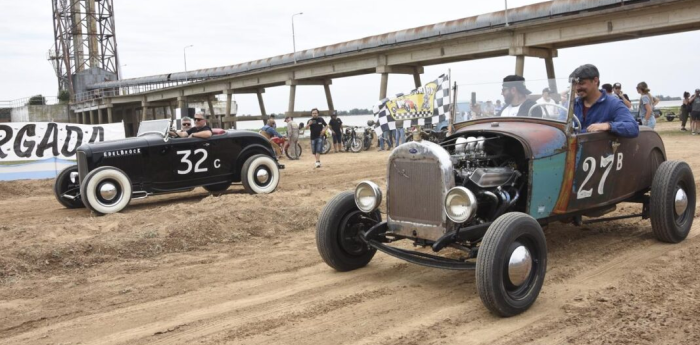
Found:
[174,113,212,139]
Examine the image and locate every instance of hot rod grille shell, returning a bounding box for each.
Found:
[388,159,444,225]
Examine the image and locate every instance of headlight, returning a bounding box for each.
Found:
[444,187,477,223]
[355,181,382,213]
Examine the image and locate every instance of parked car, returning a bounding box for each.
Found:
[315,81,695,317]
[54,119,283,215]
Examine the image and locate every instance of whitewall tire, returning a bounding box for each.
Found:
[241,154,280,194]
[80,167,132,215]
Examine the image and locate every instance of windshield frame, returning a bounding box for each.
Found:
[136,119,172,141]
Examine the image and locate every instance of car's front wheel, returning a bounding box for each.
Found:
[241,154,280,194]
[53,165,85,209]
[80,167,132,215]
[316,191,380,271]
[650,161,696,243]
[476,212,547,317]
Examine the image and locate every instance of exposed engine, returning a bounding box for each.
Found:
[443,135,526,224]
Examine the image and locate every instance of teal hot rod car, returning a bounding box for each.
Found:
[315,80,695,317]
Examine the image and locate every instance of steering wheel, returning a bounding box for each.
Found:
[527,103,569,120]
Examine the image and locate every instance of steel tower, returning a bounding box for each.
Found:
[48,0,120,99]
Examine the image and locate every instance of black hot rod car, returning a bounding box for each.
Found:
[316,80,695,317]
[54,119,283,215]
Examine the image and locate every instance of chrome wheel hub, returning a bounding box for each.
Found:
[675,188,688,216]
[508,245,533,287]
[256,169,269,184]
[99,182,118,201]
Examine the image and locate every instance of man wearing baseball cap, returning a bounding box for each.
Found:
[569,64,638,138]
[612,82,632,109]
[498,75,542,118]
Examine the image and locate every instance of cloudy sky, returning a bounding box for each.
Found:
[1,0,698,113]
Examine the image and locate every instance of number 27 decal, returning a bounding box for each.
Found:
[576,153,623,199]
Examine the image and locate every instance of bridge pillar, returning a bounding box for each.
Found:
[324,83,334,113]
[141,101,149,122]
[515,56,525,77]
[169,104,176,121]
[90,109,96,124]
[107,107,113,123]
[258,89,268,126]
[97,108,103,124]
[224,90,235,129]
[376,66,424,99]
[81,111,87,124]
[544,56,559,98]
[379,73,388,100]
[206,97,219,128]
[177,96,187,120]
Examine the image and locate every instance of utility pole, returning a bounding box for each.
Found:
[183,45,193,82]
[292,12,303,64]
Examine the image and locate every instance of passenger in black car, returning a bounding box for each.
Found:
[176,113,212,139]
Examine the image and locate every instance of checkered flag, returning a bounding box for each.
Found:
[373,74,451,135]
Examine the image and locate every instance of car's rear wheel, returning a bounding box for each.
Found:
[80,167,132,215]
[316,191,380,271]
[53,166,84,209]
[650,161,696,243]
[476,212,547,317]
[241,154,280,194]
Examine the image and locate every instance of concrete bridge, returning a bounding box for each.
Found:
[69,0,700,136]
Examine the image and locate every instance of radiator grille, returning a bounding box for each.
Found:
[77,151,88,183]
[388,159,443,225]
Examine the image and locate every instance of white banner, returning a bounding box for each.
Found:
[0,122,125,162]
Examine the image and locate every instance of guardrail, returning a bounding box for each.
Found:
[0,96,60,108]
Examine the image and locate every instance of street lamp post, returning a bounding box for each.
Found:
[292,12,303,64]
[183,44,194,82]
[505,0,509,27]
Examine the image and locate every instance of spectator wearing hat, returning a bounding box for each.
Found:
[570,64,638,138]
[536,88,559,117]
[689,89,700,135]
[498,75,542,118]
[636,82,656,130]
[612,83,632,109]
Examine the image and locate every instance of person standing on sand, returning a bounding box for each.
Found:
[307,108,328,168]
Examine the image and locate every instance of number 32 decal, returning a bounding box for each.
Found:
[577,153,623,199]
[177,149,221,175]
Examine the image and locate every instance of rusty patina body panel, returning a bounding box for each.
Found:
[453,119,664,220]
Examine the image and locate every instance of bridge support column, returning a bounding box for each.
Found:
[287,85,296,121]
[376,66,424,99]
[379,73,388,100]
[413,71,422,88]
[107,107,113,123]
[544,56,559,97]
[224,90,235,129]
[324,83,334,113]
[177,96,187,120]
[97,108,103,124]
[258,89,268,126]
[141,102,149,122]
[206,97,218,128]
[515,56,525,77]
[90,110,96,124]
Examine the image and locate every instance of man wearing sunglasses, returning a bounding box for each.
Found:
[174,113,212,139]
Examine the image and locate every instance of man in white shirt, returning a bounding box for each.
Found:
[535,88,559,118]
[498,75,542,118]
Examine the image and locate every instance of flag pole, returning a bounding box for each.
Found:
[447,69,454,136]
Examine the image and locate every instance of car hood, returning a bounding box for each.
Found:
[77,136,152,155]
[453,119,567,158]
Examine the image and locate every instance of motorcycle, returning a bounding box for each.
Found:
[270,137,303,159]
[343,127,363,153]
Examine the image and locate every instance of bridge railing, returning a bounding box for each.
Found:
[74,78,210,104]
[0,96,60,108]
